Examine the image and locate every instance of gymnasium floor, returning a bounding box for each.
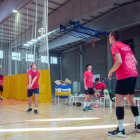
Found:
[0,99,140,140]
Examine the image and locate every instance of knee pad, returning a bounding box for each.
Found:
[116,107,124,120]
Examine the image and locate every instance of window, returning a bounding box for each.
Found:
[41,56,48,63]
[12,52,21,61]
[0,51,3,59]
[26,54,34,62]
[51,56,57,64]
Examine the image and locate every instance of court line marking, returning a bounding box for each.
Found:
[0,108,80,125]
[0,112,134,138]
[2,106,54,118]
[0,108,78,117]
[0,131,39,138]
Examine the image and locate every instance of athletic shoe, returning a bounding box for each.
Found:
[26,108,32,113]
[87,106,93,110]
[83,107,88,111]
[94,104,100,108]
[135,122,140,132]
[34,110,38,115]
[108,127,126,138]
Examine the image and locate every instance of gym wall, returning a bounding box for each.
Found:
[62,47,80,82]
[61,24,140,90]
[62,38,107,82]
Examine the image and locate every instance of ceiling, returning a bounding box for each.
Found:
[49,0,140,53]
[0,0,139,54]
[0,0,69,46]
[0,0,4,6]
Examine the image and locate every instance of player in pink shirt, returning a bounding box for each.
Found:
[108,30,140,137]
[83,64,94,111]
[0,68,4,101]
[93,78,106,108]
[26,63,40,115]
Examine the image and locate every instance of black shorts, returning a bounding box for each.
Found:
[85,88,94,95]
[115,77,137,95]
[27,88,39,97]
[0,86,3,92]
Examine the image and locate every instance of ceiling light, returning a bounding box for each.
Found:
[31,39,37,42]
[38,37,42,39]
[23,44,30,46]
[13,10,18,13]
[27,42,33,44]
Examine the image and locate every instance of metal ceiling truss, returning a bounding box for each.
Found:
[60,20,108,41]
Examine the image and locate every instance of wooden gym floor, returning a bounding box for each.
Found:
[0,99,140,140]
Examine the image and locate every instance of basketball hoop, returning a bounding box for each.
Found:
[91,40,95,47]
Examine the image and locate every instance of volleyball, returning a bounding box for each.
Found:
[38,28,45,35]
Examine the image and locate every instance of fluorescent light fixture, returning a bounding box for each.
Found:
[27,42,33,44]
[48,32,52,35]
[31,39,37,42]
[37,37,42,40]
[23,44,30,46]
[13,10,17,13]
[48,28,59,35]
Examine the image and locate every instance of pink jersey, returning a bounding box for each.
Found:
[0,76,4,86]
[83,71,93,88]
[27,70,40,89]
[96,82,106,90]
[111,42,138,80]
